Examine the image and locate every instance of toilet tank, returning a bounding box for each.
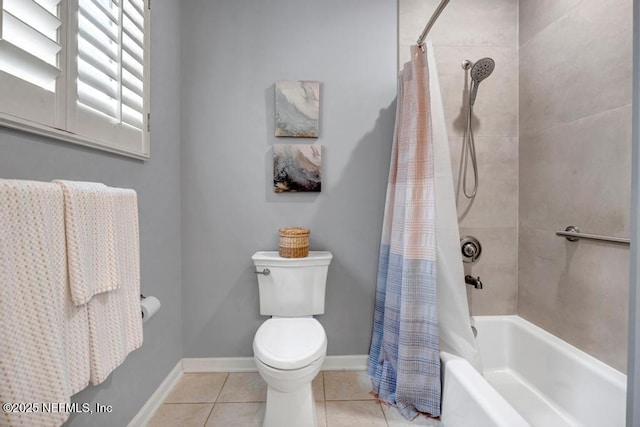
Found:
[252,251,332,316]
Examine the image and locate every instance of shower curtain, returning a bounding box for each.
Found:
[368,42,481,421]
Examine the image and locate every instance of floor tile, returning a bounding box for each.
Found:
[316,400,327,427]
[217,372,267,402]
[164,373,228,403]
[382,404,443,426]
[205,402,264,427]
[325,401,387,427]
[148,403,213,427]
[313,373,325,401]
[324,371,374,401]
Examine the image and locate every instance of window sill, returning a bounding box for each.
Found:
[0,113,150,160]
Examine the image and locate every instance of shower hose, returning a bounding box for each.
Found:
[462,82,478,199]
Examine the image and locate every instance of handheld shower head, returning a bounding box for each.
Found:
[471,58,495,82]
[469,57,495,106]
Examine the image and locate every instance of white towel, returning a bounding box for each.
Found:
[53,180,119,306]
[0,180,90,427]
[86,188,143,385]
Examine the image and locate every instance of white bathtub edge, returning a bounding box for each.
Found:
[475,315,626,385]
[474,315,627,426]
[440,351,530,427]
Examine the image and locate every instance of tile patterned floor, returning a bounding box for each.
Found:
[148,370,442,427]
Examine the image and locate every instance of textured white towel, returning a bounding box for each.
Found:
[0,180,90,427]
[53,180,119,306]
[86,188,143,385]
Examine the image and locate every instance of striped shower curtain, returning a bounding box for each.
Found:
[367,44,440,420]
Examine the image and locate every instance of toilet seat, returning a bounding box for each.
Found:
[254,318,327,370]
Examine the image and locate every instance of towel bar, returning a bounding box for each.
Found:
[555,226,630,245]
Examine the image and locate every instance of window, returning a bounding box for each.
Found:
[0,0,150,159]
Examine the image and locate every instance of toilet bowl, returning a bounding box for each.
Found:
[253,318,327,427]
[252,251,332,427]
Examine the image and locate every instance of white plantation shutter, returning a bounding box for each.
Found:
[0,0,62,127]
[70,0,149,156]
[0,0,149,159]
[0,0,61,90]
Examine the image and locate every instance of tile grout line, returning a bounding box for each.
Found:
[202,403,215,427]
[322,371,327,402]
[520,102,632,137]
[202,372,229,427]
[319,372,327,427]
[155,371,395,425]
[518,0,586,49]
[214,372,231,404]
[379,400,390,427]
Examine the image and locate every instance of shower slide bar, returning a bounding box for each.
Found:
[417,0,450,49]
[556,225,630,245]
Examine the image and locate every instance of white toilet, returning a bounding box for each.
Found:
[252,251,332,427]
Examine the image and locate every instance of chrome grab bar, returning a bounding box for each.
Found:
[555,226,630,245]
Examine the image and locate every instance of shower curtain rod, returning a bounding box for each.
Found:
[417,0,450,48]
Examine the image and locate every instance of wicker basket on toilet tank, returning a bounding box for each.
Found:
[278,227,310,258]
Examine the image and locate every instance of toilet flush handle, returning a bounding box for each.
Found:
[255,268,270,276]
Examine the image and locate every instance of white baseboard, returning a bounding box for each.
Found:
[127,360,182,427]
[321,355,369,371]
[183,357,257,372]
[182,355,368,373]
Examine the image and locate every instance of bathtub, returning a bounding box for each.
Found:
[440,315,627,427]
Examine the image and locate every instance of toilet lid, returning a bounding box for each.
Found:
[253,318,327,370]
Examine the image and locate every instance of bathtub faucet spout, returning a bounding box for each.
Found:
[465,275,483,289]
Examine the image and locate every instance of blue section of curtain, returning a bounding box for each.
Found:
[368,246,441,419]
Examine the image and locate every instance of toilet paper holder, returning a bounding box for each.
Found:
[140,294,147,321]
[140,294,161,323]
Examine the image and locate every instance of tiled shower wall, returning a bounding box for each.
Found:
[518,0,632,372]
[399,0,520,315]
[400,0,633,373]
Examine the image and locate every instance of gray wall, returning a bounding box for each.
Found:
[180,0,397,357]
[0,0,182,425]
[518,0,633,373]
[399,0,520,315]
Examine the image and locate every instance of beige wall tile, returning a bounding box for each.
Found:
[518,0,632,372]
[518,227,628,372]
[400,0,517,48]
[460,227,518,315]
[519,105,631,235]
[519,0,582,45]
[400,0,519,319]
[164,373,228,404]
[430,46,518,138]
[453,137,518,229]
[519,0,632,133]
[149,403,213,427]
[445,47,517,138]
[400,0,631,371]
